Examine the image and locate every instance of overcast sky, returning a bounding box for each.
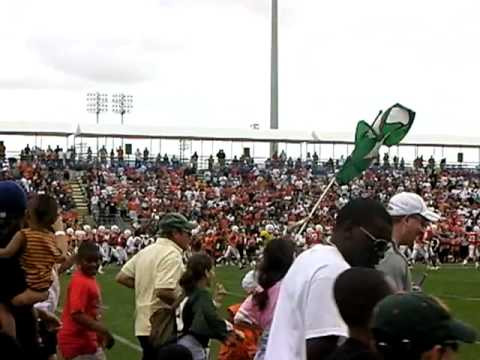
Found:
[0,0,479,137]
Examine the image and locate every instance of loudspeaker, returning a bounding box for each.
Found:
[125,144,132,155]
[243,147,251,158]
[457,152,463,163]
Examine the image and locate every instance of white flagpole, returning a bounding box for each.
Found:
[297,176,336,236]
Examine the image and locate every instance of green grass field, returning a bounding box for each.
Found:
[60,264,480,360]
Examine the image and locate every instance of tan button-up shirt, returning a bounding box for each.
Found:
[121,237,184,336]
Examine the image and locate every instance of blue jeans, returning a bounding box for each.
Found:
[177,335,206,360]
[254,328,270,360]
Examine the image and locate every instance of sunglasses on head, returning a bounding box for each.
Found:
[359,227,391,256]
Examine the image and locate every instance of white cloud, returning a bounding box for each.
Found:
[0,0,478,140]
[28,35,158,83]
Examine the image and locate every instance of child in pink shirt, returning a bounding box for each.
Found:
[235,239,295,360]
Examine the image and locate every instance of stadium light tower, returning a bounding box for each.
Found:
[270,0,279,156]
[86,92,108,124]
[112,93,133,125]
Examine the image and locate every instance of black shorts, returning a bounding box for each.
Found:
[38,320,58,357]
[12,305,42,359]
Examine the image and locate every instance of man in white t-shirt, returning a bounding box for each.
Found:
[265,199,393,360]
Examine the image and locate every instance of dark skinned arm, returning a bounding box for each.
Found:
[58,254,76,274]
[306,336,339,360]
[115,271,135,289]
[154,289,177,307]
[71,312,115,349]
[0,231,25,258]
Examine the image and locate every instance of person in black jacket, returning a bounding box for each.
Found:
[327,268,394,360]
[0,181,41,359]
[177,253,231,360]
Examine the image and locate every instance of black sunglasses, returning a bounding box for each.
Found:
[441,341,460,353]
[359,227,391,257]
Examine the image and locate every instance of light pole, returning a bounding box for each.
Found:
[86,92,108,124]
[112,93,133,125]
[86,92,108,157]
[270,0,279,157]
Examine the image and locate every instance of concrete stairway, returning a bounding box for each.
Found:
[70,179,89,219]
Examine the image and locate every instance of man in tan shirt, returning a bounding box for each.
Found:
[116,213,195,360]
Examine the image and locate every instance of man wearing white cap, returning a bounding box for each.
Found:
[378,192,440,292]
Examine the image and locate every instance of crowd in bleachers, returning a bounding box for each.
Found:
[2,144,480,269]
[0,152,78,227]
[2,142,480,360]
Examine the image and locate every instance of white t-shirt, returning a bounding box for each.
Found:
[126,236,136,252]
[265,244,349,360]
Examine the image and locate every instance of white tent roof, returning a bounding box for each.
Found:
[315,131,480,148]
[77,124,480,148]
[0,121,75,137]
[76,123,317,143]
[1,121,479,148]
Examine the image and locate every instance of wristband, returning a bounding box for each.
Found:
[55,231,66,236]
[225,320,234,332]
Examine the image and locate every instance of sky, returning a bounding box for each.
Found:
[0,0,479,141]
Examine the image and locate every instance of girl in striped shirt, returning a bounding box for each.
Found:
[0,194,67,306]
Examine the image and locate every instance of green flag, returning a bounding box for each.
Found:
[335,103,415,185]
[375,103,415,146]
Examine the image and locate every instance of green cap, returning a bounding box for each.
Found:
[372,293,477,352]
[158,213,196,232]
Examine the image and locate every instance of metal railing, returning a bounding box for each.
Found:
[2,150,480,171]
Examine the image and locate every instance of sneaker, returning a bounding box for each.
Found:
[475,262,479,270]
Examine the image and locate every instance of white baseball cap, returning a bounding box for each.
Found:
[241,270,259,293]
[388,192,440,222]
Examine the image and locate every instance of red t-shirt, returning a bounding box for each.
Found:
[58,270,102,359]
[468,232,478,246]
[117,235,127,247]
[95,234,105,244]
[203,235,216,251]
[109,234,118,246]
[228,233,239,247]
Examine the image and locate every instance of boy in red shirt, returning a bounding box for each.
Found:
[58,242,114,359]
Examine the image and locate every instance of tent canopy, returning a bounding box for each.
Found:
[1,121,480,148]
[76,123,316,143]
[0,121,75,137]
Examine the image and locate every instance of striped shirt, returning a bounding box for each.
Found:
[20,228,63,291]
